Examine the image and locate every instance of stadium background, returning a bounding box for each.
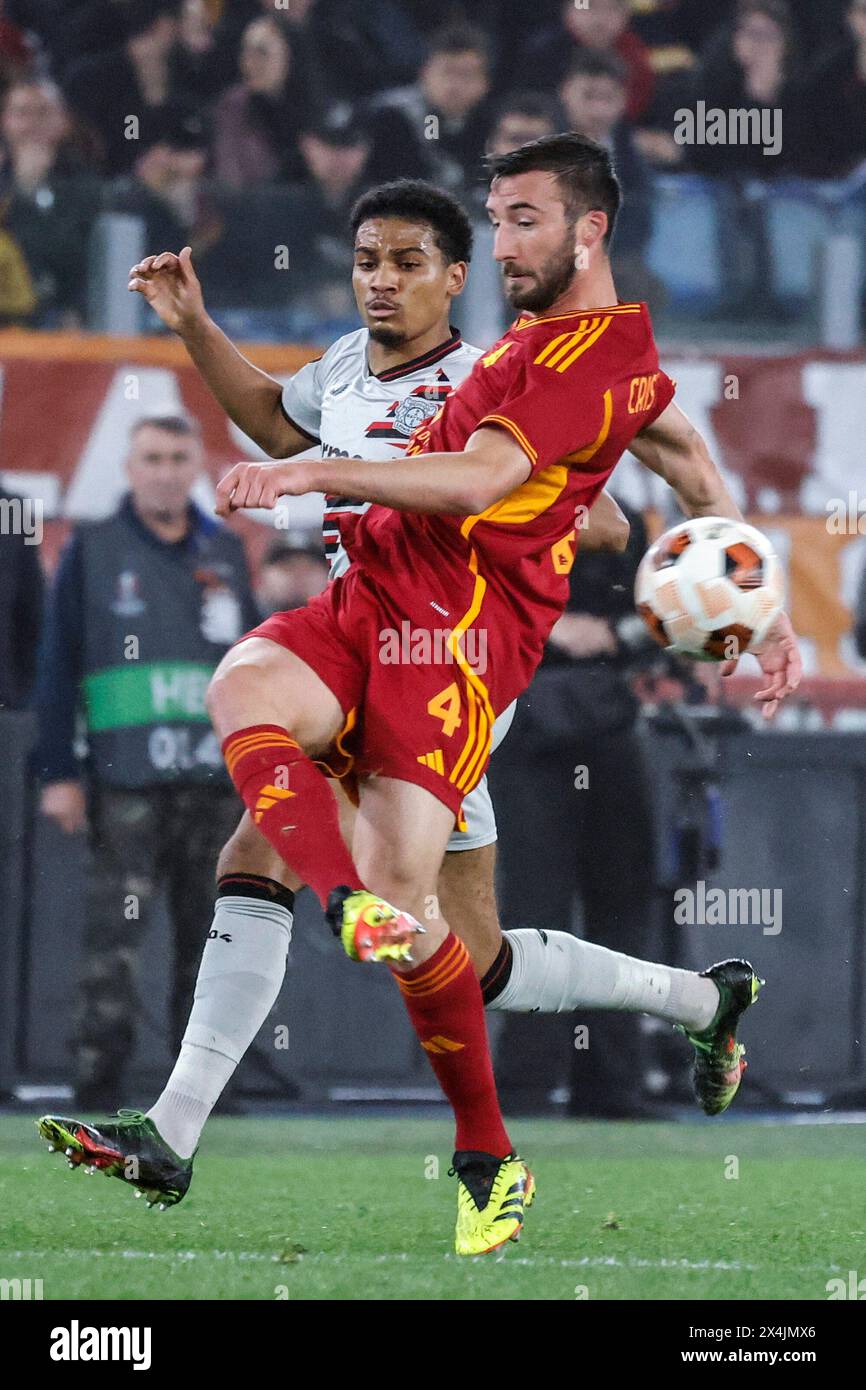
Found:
[2,0,866,1118]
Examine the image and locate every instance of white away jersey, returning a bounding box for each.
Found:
[281,326,481,576]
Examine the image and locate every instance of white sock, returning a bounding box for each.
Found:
[487,929,719,1032]
[147,895,291,1158]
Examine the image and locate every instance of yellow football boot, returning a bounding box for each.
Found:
[326,886,425,963]
[453,1152,536,1256]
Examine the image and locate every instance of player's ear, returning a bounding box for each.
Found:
[446,260,468,298]
[578,208,609,256]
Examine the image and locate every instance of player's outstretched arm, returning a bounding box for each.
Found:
[632,399,801,717]
[128,247,307,460]
[214,427,533,518]
[630,400,742,521]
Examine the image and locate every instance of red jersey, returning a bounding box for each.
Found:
[343,301,675,714]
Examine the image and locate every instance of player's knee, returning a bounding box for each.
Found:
[359,858,434,922]
[206,649,256,728]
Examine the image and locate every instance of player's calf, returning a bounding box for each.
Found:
[437,842,503,978]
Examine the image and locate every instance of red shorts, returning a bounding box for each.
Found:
[241,568,501,820]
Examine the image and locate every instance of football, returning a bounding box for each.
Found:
[634,516,785,662]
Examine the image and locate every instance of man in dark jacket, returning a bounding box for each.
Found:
[34,413,259,1107]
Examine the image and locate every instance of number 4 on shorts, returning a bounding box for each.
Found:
[427,682,462,737]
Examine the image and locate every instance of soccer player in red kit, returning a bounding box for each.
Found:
[204,135,799,1248]
[41,136,800,1255]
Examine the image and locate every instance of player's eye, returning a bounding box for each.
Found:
[517,220,535,228]
[356,260,375,270]
[399,261,422,270]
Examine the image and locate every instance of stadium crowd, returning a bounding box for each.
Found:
[0,0,863,330]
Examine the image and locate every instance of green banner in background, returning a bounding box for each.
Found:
[83,663,215,732]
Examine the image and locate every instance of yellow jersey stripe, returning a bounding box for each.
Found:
[554,316,612,372]
[513,304,640,331]
[533,331,576,365]
[457,700,491,792]
[542,323,598,368]
[448,557,489,785]
[569,388,614,463]
[450,677,478,786]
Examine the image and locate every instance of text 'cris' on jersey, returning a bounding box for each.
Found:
[341,302,676,702]
[279,326,482,577]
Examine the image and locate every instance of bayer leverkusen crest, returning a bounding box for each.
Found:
[393,395,441,437]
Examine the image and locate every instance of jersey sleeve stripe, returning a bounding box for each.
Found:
[553,316,613,373]
[535,320,605,368]
[476,413,538,466]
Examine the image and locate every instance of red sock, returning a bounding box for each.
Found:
[222,724,362,907]
[393,934,511,1157]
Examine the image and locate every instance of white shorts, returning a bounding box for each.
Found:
[445,700,516,853]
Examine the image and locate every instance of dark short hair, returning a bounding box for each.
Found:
[262,539,326,568]
[427,22,492,66]
[350,179,473,264]
[733,0,800,72]
[130,414,200,438]
[486,132,621,245]
[490,89,563,129]
[562,49,629,87]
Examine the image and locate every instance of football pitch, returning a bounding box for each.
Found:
[0,1113,861,1301]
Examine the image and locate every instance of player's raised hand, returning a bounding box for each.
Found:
[721,610,802,720]
[128,245,206,335]
[215,459,314,516]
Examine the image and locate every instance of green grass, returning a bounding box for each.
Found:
[0,1114,862,1300]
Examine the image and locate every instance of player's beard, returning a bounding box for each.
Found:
[502,232,577,312]
[368,323,408,349]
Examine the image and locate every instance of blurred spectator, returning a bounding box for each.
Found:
[257,538,329,617]
[303,0,425,102]
[33,413,259,1108]
[485,90,562,158]
[109,105,212,261]
[211,0,423,103]
[637,0,851,56]
[39,0,129,75]
[803,0,866,176]
[62,0,184,175]
[558,52,658,300]
[0,483,43,711]
[283,102,375,329]
[370,24,495,192]
[527,0,656,122]
[110,103,295,313]
[686,0,809,176]
[0,79,96,325]
[172,0,236,108]
[212,14,308,188]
